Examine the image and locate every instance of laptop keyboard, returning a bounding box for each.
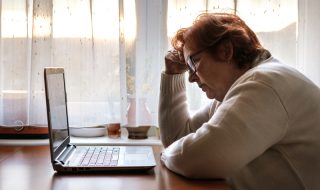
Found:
[69,146,120,167]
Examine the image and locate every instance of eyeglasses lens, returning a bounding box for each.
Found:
[187,57,196,74]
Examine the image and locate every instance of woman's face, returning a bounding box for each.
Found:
[183,44,246,101]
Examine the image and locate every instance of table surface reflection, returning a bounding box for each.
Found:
[0,145,231,190]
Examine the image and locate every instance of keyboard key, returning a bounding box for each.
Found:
[110,160,118,166]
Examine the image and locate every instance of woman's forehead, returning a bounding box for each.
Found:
[183,43,201,57]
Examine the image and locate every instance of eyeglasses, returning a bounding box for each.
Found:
[186,49,206,75]
[186,36,223,75]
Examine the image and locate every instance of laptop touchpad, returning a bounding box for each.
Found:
[125,154,148,161]
[123,146,152,164]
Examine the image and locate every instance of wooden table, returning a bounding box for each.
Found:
[0,145,231,190]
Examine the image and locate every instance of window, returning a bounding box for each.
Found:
[0,0,319,134]
[0,0,165,129]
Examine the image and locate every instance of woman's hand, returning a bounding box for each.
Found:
[164,49,188,75]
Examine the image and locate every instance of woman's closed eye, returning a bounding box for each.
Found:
[193,58,201,67]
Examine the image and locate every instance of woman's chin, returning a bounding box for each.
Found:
[205,91,215,99]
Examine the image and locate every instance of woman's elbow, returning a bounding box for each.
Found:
[163,153,238,179]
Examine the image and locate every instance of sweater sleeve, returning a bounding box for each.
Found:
[160,79,289,179]
[158,72,212,147]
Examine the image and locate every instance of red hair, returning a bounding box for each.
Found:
[172,13,265,68]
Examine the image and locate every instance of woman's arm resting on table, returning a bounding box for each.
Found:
[161,80,288,178]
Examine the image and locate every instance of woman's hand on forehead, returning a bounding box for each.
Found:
[164,49,188,75]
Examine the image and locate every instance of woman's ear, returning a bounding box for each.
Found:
[217,41,233,62]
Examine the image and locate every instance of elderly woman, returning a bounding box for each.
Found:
[159,13,320,190]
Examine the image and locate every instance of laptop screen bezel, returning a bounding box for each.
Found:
[44,67,71,163]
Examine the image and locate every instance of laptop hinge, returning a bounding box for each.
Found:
[55,144,76,165]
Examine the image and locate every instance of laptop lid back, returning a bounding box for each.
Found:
[44,68,70,164]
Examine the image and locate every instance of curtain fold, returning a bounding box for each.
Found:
[29,0,52,125]
[297,0,320,85]
[1,0,31,125]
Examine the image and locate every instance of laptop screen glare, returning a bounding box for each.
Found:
[47,73,69,151]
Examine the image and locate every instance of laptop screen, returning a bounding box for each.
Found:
[45,69,69,152]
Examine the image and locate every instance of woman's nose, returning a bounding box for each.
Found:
[188,72,198,83]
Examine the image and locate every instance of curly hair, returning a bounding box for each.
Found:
[171,13,266,69]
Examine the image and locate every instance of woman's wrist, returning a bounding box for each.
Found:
[164,69,183,75]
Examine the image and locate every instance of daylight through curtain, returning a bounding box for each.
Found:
[0,0,167,129]
[0,0,319,130]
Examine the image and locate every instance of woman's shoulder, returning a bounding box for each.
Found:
[236,58,315,88]
[228,57,319,105]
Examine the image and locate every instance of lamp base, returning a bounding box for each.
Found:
[124,126,150,139]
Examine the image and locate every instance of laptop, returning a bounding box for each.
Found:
[44,67,156,173]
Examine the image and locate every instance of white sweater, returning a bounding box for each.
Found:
[159,58,320,190]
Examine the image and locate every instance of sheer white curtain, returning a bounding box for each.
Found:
[1,0,36,126]
[0,0,319,129]
[237,0,297,69]
[0,0,122,127]
[50,0,122,127]
[122,0,167,128]
[0,0,167,130]
[297,0,320,85]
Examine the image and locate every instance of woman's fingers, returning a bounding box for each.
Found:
[164,49,188,74]
[166,49,185,64]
